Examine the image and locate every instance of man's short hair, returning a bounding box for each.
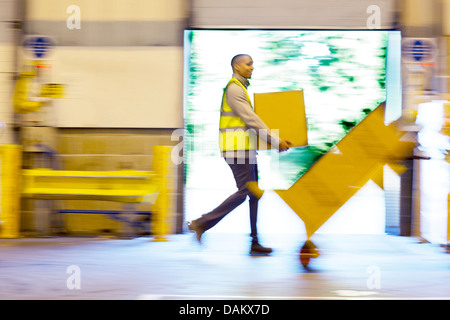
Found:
[231,54,250,69]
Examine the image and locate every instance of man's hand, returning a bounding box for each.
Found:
[278,139,292,152]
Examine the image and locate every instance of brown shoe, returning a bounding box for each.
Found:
[187,220,204,244]
[250,242,273,255]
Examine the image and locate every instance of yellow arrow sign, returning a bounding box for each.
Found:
[275,103,415,239]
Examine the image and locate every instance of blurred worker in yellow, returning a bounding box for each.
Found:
[188,54,291,255]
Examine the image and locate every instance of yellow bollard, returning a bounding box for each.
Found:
[447,156,449,251]
[0,145,22,238]
[447,194,449,251]
[152,146,173,241]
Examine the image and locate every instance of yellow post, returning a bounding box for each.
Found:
[0,145,22,238]
[447,153,450,251]
[447,193,449,251]
[152,146,173,241]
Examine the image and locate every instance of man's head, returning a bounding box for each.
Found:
[231,54,254,79]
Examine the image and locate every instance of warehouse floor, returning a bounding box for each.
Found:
[0,232,449,300]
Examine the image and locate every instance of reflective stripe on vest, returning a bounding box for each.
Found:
[219,78,256,152]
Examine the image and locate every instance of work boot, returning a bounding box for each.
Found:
[187,220,204,244]
[250,241,273,255]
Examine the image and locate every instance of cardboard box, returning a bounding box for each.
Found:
[254,90,308,149]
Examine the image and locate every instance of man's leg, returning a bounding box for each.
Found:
[189,160,256,238]
[246,163,272,255]
[189,159,272,254]
[248,163,258,242]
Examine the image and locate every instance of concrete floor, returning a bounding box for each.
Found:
[0,232,449,300]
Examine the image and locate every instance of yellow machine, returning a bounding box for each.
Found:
[3,59,173,239]
[13,60,64,114]
[0,145,173,240]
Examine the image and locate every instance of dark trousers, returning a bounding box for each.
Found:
[195,158,259,241]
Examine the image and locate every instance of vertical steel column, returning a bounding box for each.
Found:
[0,145,22,238]
[152,146,173,241]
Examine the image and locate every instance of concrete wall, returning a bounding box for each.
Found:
[23,0,186,128]
[190,0,397,29]
[18,0,187,235]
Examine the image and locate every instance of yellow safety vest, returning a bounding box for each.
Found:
[219,78,257,152]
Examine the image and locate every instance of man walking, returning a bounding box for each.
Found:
[188,54,291,255]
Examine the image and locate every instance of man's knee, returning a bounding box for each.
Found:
[236,186,259,202]
[236,187,251,201]
[248,193,259,202]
